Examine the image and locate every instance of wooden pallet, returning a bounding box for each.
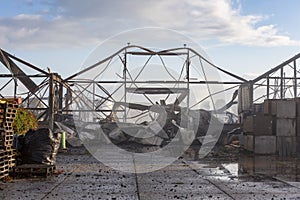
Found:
[13,164,55,178]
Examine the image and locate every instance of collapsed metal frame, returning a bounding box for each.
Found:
[66,45,246,124]
[0,45,247,129]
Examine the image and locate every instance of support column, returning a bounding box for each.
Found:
[280,67,284,99]
[58,76,63,116]
[123,49,127,122]
[294,60,297,98]
[267,75,269,99]
[48,74,55,130]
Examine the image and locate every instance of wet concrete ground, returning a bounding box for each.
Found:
[1,146,300,200]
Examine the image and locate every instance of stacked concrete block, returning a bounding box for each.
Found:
[244,98,300,157]
[254,136,277,154]
[243,114,274,136]
[275,100,298,157]
[263,99,282,116]
[243,109,277,154]
[0,101,18,180]
[243,134,254,152]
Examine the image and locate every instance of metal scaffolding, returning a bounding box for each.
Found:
[65,45,245,125]
[238,53,300,114]
[0,45,246,129]
[0,48,69,130]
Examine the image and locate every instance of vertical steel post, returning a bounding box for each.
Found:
[65,88,72,115]
[186,48,190,110]
[48,73,55,130]
[280,67,284,99]
[14,79,17,99]
[93,82,95,111]
[267,75,269,99]
[123,49,127,122]
[58,75,63,116]
[294,60,297,98]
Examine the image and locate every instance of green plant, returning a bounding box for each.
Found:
[13,107,38,135]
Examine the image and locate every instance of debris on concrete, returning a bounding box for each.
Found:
[1,146,300,199]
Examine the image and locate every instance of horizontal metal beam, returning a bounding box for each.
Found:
[126,51,187,56]
[126,87,188,94]
[255,76,300,80]
[26,108,48,110]
[0,74,48,78]
[61,109,123,112]
[67,80,242,84]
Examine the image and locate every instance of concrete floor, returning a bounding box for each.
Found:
[1,146,300,200]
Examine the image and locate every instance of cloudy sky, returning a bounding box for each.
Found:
[1,0,300,79]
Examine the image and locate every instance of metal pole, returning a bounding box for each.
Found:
[58,76,63,116]
[280,67,284,99]
[294,60,297,98]
[124,49,127,123]
[93,82,95,111]
[14,79,17,99]
[267,75,269,99]
[186,48,190,110]
[48,74,55,130]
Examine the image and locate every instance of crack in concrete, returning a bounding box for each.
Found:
[132,155,141,200]
[40,155,91,200]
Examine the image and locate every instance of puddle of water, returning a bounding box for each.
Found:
[183,146,300,182]
[239,154,300,182]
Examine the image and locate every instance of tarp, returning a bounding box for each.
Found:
[19,128,61,165]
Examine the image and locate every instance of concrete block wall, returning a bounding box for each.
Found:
[243,98,300,156]
[243,110,277,154]
[254,136,276,154]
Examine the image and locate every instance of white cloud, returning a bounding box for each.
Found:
[136,0,300,46]
[0,0,299,50]
[13,14,41,20]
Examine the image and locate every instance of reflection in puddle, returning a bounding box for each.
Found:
[239,154,300,182]
[183,146,300,182]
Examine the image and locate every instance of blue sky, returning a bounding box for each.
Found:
[0,0,300,80]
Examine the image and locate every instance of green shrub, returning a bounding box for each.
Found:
[13,107,38,135]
